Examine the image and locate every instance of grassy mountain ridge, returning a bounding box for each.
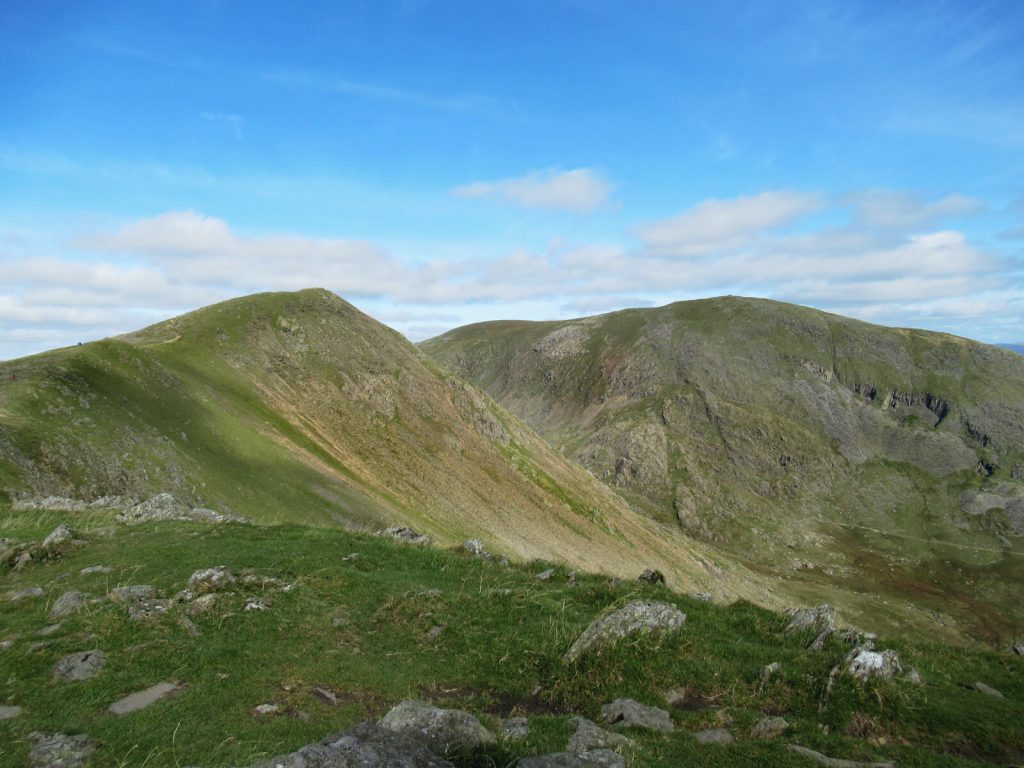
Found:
[421,297,1024,644]
[0,289,755,595]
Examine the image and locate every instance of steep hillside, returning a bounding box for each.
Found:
[422,297,1024,644]
[0,289,750,595]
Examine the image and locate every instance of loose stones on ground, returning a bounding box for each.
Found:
[49,590,87,619]
[0,705,23,720]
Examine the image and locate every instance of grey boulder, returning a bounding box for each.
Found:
[53,649,105,681]
[695,728,734,745]
[49,590,87,619]
[751,716,790,739]
[600,699,673,733]
[28,732,96,768]
[378,699,495,754]
[564,601,686,663]
[517,750,626,768]
[843,649,901,682]
[249,721,454,767]
[567,717,630,752]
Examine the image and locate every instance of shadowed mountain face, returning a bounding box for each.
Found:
[422,296,1024,644]
[0,289,758,595]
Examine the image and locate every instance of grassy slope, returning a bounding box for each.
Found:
[0,289,763,598]
[1,507,1022,768]
[421,297,1024,645]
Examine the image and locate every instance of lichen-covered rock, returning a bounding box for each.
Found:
[501,716,530,740]
[9,586,44,601]
[248,721,454,767]
[378,526,433,545]
[187,566,236,592]
[42,524,74,549]
[379,700,495,754]
[109,585,156,603]
[564,601,686,663]
[118,494,245,524]
[566,717,630,752]
[49,590,86,619]
[517,750,626,768]
[695,728,734,745]
[600,699,674,733]
[53,650,105,681]
[28,732,96,768]
[843,648,902,682]
[784,605,836,635]
[751,716,790,739]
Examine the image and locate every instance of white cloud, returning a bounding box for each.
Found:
[453,168,613,213]
[638,190,824,254]
[2,186,1021,359]
[848,190,983,229]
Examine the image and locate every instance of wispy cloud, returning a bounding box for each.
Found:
[637,190,824,255]
[847,190,983,229]
[202,112,243,139]
[453,168,614,214]
[265,70,509,117]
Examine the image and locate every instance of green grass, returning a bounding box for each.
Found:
[2,509,1022,767]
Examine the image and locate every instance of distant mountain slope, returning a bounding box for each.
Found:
[1000,343,1024,355]
[0,289,758,595]
[422,297,1024,643]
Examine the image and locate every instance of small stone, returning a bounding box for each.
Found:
[501,716,530,740]
[463,538,487,557]
[638,568,665,584]
[79,565,112,575]
[844,648,901,682]
[28,732,96,768]
[690,592,713,601]
[313,687,338,705]
[784,605,836,635]
[971,681,1004,699]
[1013,643,1023,656]
[128,598,171,621]
[761,662,781,681]
[567,717,630,752]
[751,716,790,739]
[109,585,156,603]
[29,641,53,652]
[53,649,105,681]
[536,568,556,581]
[904,668,923,685]
[187,566,236,592]
[42,524,74,548]
[244,598,270,611]
[255,703,280,715]
[49,590,87,619]
[9,586,44,601]
[695,728,734,745]
[178,616,200,637]
[600,699,674,733]
[517,749,626,768]
[0,638,14,650]
[108,681,180,715]
[342,552,359,561]
[189,594,218,615]
[425,625,445,642]
[567,570,578,585]
[377,526,432,545]
[0,705,22,720]
[331,616,349,627]
[37,624,62,637]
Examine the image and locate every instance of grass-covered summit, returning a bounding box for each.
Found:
[0,289,746,593]
[422,297,1024,644]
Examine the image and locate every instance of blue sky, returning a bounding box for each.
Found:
[2,0,1023,359]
